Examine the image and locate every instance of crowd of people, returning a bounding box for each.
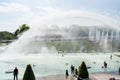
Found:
[65,65,78,79]
[65,59,117,80]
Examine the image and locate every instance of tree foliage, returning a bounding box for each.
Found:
[0,24,30,44]
[14,24,29,36]
[0,31,15,40]
[23,64,35,80]
[78,61,89,78]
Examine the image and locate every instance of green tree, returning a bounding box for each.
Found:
[23,64,35,80]
[78,61,89,78]
[14,24,30,36]
[0,31,15,40]
[14,29,19,36]
[19,24,29,33]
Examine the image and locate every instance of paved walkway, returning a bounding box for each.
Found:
[4,72,120,80]
[90,72,120,80]
[37,72,120,80]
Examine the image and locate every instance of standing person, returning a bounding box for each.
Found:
[71,65,75,74]
[75,68,78,77]
[112,77,116,80]
[104,61,107,68]
[109,77,116,80]
[13,67,18,80]
[110,54,112,59]
[65,70,69,79]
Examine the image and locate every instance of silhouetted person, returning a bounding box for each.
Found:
[109,77,116,80]
[65,70,69,79]
[13,67,18,80]
[33,64,36,67]
[104,61,107,68]
[77,77,82,80]
[110,55,112,59]
[62,54,64,57]
[113,77,116,80]
[75,68,78,77]
[109,77,112,80]
[93,61,96,64]
[71,65,75,74]
[101,66,104,68]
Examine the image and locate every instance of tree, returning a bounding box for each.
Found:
[19,24,29,34]
[0,31,15,40]
[14,24,30,36]
[23,64,35,80]
[78,61,89,78]
[14,29,19,36]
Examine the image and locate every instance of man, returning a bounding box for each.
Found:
[13,67,18,80]
[104,61,107,68]
[65,69,69,79]
[71,65,75,74]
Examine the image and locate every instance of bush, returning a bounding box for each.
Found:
[78,61,89,78]
[23,64,35,80]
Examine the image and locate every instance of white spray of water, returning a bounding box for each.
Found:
[4,10,120,54]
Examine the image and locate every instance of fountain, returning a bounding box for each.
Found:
[0,11,120,79]
[6,23,120,53]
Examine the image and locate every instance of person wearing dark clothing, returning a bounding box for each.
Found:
[71,65,75,74]
[110,55,112,59]
[109,77,116,80]
[77,77,82,80]
[112,77,115,80]
[104,61,107,68]
[13,67,18,80]
[65,70,69,79]
[75,68,78,77]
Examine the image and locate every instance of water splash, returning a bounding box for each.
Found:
[5,11,120,54]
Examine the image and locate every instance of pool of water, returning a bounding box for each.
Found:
[0,53,120,79]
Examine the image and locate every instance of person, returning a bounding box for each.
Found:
[93,61,96,64]
[112,77,115,80]
[109,77,116,80]
[71,65,75,74]
[110,55,112,59]
[104,61,107,68]
[65,70,69,79]
[75,68,78,77]
[62,54,64,57]
[77,77,82,80]
[33,64,36,67]
[101,66,104,68]
[109,77,112,80]
[13,67,18,80]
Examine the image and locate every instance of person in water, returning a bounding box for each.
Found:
[13,67,18,80]
[104,61,107,68]
[110,54,112,59]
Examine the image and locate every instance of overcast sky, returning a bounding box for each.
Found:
[0,0,120,32]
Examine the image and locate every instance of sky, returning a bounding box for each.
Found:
[0,0,120,32]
